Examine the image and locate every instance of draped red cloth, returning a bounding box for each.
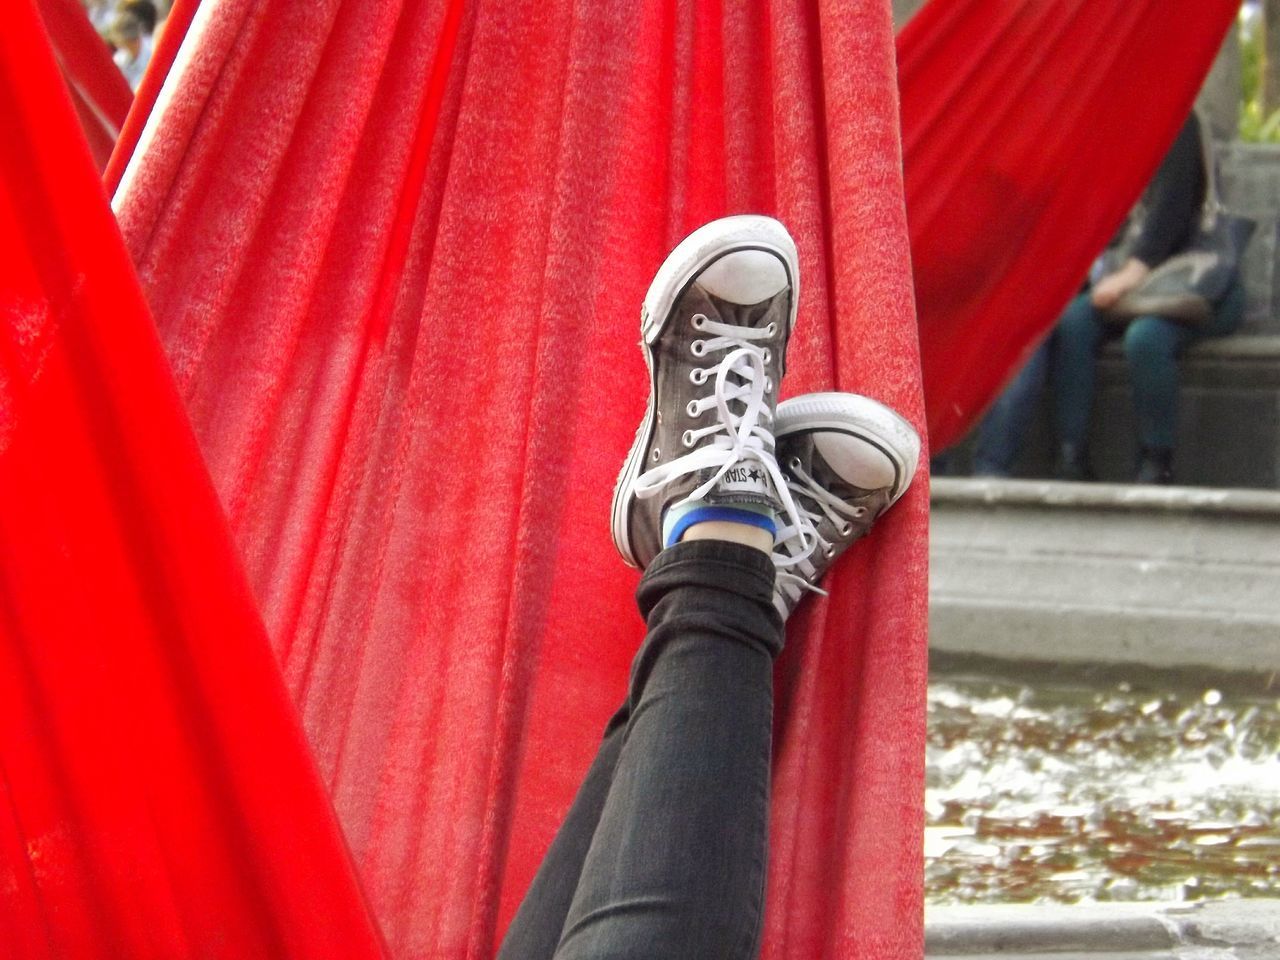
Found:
[899,0,1242,449]
[10,0,928,957]
[1,2,384,957]
[34,0,133,171]
[104,0,200,193]
[6,0,1250,954]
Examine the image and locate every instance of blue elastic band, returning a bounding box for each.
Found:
[664,505,777,548]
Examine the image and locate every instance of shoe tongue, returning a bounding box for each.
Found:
[712,462,772,498]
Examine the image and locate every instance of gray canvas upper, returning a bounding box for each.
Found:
[625,278,793,568]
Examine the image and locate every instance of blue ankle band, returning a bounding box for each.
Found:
[663,504,777,548]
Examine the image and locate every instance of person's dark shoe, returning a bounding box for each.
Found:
[1053,442,1094,482]
[611,215,806,569]
[771,392,920,619]
[1135,446,1174,485]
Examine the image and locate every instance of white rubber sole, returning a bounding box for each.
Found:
[611,215,800,568]
[775,392,921,505]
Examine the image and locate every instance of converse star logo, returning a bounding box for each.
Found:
[722,466,765,485]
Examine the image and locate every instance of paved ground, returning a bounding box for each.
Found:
[926,899,1280,957]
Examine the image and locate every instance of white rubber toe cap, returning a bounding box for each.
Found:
[696,249,790,305]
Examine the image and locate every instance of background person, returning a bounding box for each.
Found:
[973,112,1246,484]
[107,6,153,91]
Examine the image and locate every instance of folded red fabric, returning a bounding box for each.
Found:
[33,0,133,170]
[1,2,384,956]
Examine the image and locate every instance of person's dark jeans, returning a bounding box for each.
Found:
[972,339,1052,475]
[1054,281,1246,451]
[497,539,783,960]
[973,279,1247,473]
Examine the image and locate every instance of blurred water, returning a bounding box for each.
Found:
[926,660,1280,904]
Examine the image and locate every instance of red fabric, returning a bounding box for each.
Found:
[34,0,132,171]
[112,0,928,957]
[899,0,1241,449]
[104,0,201,193]
[0,2,385,956]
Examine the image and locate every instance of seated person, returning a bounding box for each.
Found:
[973,112,1246,484]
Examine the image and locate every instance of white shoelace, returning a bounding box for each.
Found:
[773,459,868,606]
[633,312,811,556]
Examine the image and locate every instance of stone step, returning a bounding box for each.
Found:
[929,477,1280,675]
[930,954,1178,959]
[926,899,1280,957]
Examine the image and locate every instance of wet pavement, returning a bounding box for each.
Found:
[926,656,1280,905]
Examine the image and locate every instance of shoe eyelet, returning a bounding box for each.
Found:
[824,545,836,558]
[764,321,777,336]
[652,448,661,460]
[686,400,700,417]
[762,347,772,364]
[682,430,696,447]
[840,522,854,536]
[765,377,774,393]
[690,340,706,357]
[691,313,707,330]
[788,456,802,471]
[689,368,707,385]
[852,506,867,518]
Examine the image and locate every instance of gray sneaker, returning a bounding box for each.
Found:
[771,392,921,619]
[612,215,803,569]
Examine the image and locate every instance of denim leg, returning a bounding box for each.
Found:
[1050,293,1109,447]
[550,539,782,960]
[1124,279,1247,450]
[1122,316,1192,450]
[972,338,1053,475]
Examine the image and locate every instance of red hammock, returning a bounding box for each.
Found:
[7,0,1246,953]
[34,0,133,171]
[99,0,1242,450]
[900,0,1241,448]
[8,0,928,957]
[0,3,383,956]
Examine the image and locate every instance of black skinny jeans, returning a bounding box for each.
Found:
[497,539,784,960]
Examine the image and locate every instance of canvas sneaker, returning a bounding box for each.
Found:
[771,392,921,619]
[611,215,806,569]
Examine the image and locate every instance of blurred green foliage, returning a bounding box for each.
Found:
[1240,6,1280,141]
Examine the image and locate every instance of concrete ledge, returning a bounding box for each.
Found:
[926,900,1280,957]
[930,478,1280,674]
[934,477,1280,516]
[1180,335,1280,360]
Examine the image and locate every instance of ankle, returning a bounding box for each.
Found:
[679,520,773,554]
